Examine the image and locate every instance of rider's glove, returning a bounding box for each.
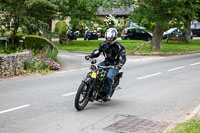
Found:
[85,55,90,60]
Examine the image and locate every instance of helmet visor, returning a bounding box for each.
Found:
[107,37,114,41]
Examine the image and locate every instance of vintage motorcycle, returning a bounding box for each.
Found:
[74,58,123,111]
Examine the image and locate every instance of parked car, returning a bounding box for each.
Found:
[163,28,193,39]
[191,22,200,37]
[121,27,152,41]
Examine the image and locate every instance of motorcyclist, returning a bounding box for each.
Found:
[85,28,126,101]
[66,26,72,35]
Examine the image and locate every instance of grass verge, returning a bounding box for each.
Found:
[167,119,200,133]
[135,39,200,55]
[56,40,144,53]
[55,39,200,55]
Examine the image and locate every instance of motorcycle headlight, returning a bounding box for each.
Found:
[90,65,97,71]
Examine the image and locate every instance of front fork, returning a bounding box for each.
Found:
[82,75,96,100]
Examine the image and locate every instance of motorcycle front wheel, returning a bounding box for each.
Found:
[75,81,90,111]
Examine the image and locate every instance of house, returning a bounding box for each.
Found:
[97,6,133,19]
[51,6,133,32]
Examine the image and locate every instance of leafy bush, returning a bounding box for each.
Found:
[25,49,61,74]
[55,20,67,35]
[24,35,58,54]
[0,30,12,37]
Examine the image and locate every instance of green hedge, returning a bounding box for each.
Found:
[24,35,58,54]
[55,20,67,35]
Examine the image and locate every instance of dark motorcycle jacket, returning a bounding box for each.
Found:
[88,41,126,69]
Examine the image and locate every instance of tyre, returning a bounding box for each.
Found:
[75,82,90,111]
[110,76,120,97]
[146,37,151,41]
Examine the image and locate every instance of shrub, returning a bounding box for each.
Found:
[55,20,67,35]
[24,35,58,54]
[1,30,12,37]
[25,49,61,74]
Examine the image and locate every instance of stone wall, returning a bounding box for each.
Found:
[0,51,31,78]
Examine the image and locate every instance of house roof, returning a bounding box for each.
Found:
[97,6,133,16]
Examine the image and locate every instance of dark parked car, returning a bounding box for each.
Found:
[163,28,193,39]
[191,23,200,37]
[121,27,152,41]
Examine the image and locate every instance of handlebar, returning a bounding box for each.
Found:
[86,58,97,64]
[86,57,116,69]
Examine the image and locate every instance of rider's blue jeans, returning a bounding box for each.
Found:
[98,62,118,94]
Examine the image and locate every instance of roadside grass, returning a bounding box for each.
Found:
[55,39,200,55]
[136,39,200,55]
[167,119,200,133]
[56,40,144,53]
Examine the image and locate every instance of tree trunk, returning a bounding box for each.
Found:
[11,28,18,48]
[184,19,191,43]
[12,35,15,47]
[151,22,164,50]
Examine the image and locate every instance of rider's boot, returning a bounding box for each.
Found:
[103,93,111,101]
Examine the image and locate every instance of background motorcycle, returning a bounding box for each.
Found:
[96,27,102,38]
[84,29,98,40]
[74,58,123,111]
[66,27,80,40]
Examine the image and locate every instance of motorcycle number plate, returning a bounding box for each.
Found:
[91,72,97,78]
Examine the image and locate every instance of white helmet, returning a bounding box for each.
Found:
[105,28,118,44]
[85,26,89,30]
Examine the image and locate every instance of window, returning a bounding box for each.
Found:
[191,24,195,29]
[135,29,143,33]
[176,29,181,33]
[191,23,200,29]
[196,23,200,29]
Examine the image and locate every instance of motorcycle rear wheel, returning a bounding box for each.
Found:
[75,82,90,111]
[111,75,120,97]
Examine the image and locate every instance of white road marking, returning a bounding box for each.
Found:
[56,71,68,74]
[55,68,89,74]
[190,62,200,66]
[79,68,89,71]
[58,55,72,58]
[63,92,77,97]
[126,57,165,64]
[137,72,162,80]
[58,54,85,57]
[0,104,31,114]
[167,66,185,72]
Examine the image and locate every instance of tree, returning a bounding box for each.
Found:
[57,0,103,30]
[0,0,27,46]
[130,0,189,50]
[182,0,200,41]
[0,0,59,45]
[25,0,59,40]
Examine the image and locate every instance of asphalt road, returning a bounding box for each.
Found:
[0,52,200,133]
